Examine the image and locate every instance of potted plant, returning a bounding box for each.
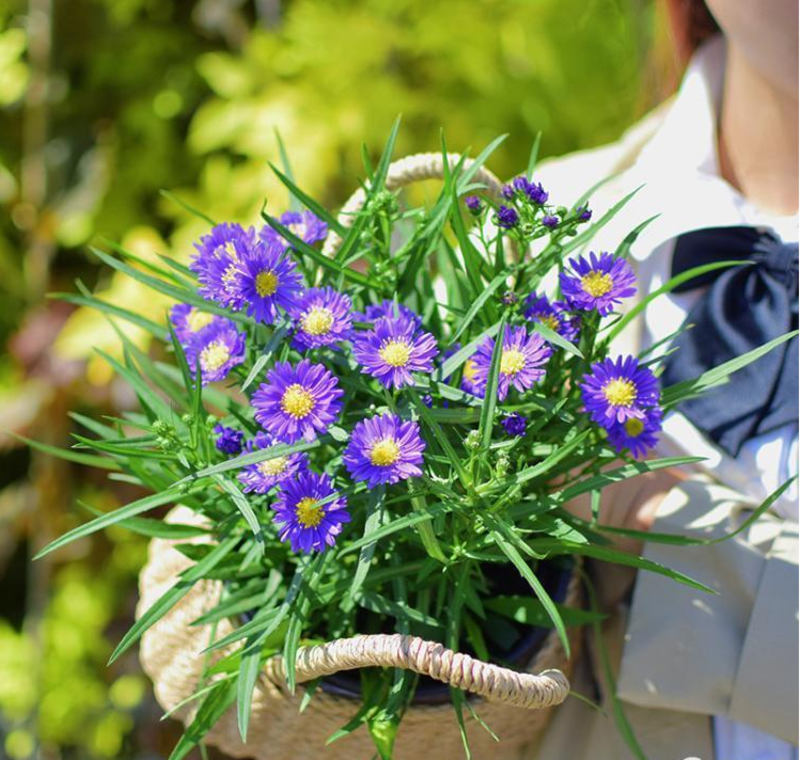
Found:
[33,125,791,760]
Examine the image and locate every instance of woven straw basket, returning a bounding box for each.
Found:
[137,154,583,760]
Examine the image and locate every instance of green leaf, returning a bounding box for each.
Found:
[530,320,583,358]
[110,536,239,664]
[485,595,603,627]
[487,520,570,656]
[560,186,643,256]
[605,260,751,344]
[478,314,507,454]
[167,679,237,760]
[10,432,120,470]
[34,487,191,559]
[372,115,402,192]
[526,131,543,180]
[52,292,168,340]
[662,331,798,407]
[345,486,386,608]
[268,163,343,234]
[449,271,507,345]
[213,474,262,538]
[160,190,217,226]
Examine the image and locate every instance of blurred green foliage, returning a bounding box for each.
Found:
[0,0,658,757]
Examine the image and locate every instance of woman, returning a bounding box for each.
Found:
[529,2,798,758]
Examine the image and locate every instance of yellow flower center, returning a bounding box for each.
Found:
[186,308,215,333]
[258,457,288,477]
[295,497,324,528]
[624,418,645,437]
[255,270,279,297]
[370,438,401,466]
[540,314,560,331]
[603,378,637,407]
[301,307,334,336]
[280,384,316,419]
[379,340,412,367]
[581,271,614,298]
[200,340,231,373]
[463,358,478,382]
[500,349,526,377]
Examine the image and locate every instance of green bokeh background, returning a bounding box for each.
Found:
[0,1,668,757]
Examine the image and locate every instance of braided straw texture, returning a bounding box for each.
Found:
[138,507,582,760]
[320,151,506,258]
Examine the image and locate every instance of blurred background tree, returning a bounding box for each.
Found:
[0,0,668,757]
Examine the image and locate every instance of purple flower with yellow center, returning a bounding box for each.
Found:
[261,210,328,251]
[272,471,350,553]
[355,300,423,329]
[343,413,426,488]
[471,326,552,401]
[460,357,481,395]
[289,287,353,351]
[560,251,637,316]
[185,320,246,385]
[606,406,662,459]
[252,359,343,443]
[170,304,222,347]
[236,238,304,324]
[238,432,308,493]
[501,413,528,437]
[190,223,255,310]
[213,424,244,455]
[352,315,439,390]
[496,205,519,229]
[581,355,660,427]
[542,214,560,229]
[523,293,580,343]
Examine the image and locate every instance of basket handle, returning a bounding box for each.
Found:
[320,152,506,258]
[264,633,570,710]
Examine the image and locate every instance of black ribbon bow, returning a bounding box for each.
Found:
[660,226,799,458]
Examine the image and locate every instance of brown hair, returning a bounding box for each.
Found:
[664,0,721,65]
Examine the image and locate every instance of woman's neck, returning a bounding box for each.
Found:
[718,43,799,216]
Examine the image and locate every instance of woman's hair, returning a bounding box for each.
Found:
[665,0,720,64]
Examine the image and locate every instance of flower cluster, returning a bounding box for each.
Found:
[581,355,662,458]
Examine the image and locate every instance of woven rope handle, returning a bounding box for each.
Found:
[320,152,506,258]
[264,633,570,710]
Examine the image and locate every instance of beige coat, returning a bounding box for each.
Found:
[522,96,799,758]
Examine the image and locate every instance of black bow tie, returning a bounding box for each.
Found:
[660,226,798,458]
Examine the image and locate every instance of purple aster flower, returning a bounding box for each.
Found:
[501,413,527,437]
[352,315,439,390]
[272,471,350,553]
[252,359,344,443]
[170,303,224,348]
[501,184,515,200]
[542,214,560,229]
[581,355,660,427]
[343,413,426,487]
[289,287,353,351]
[606,406,662,459]
[560,251,637,317]
[526,181,549,205]
[471,326,552,401]
[238,431,308,493]
[213,424,244,455]
[260,210,328,251]
[464,195,482,215]
[355,300,423,329]
[523,293,580,343]
[496,205,519,229]
[576,204,592,222]
[185,320,246,385]
[190,223,255,310]
[460,357,481,395]
[236,237,304,324]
